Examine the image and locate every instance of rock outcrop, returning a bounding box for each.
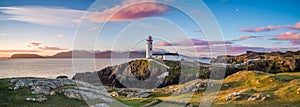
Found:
[74,59,209,89]
[225,90,271,101]
[212,51,300,76]
[164,79,208,94]
[8,78,113,106]
[212,50,300,64]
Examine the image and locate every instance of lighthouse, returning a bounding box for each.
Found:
[146,35,153,59]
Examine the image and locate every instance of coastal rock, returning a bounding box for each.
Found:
[247,93,271,101]
[126,92,152,98]
[226,89,271,101]
[213,51,300,75]
[90,103,110,107]
[9,78,113,106]
[226,92,246,101]
[25,96,47,102]
[172,79,207,94]
[74,59,211,89]
[31,86,50,94]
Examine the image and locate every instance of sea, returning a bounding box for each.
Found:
[0,58,211,79]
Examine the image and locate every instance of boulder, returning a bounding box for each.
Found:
[26,96,47,102]
[10,78,113,106]
[126,92,152,98]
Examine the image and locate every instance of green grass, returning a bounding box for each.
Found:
[0,79,88,107]
[145,71,300,107]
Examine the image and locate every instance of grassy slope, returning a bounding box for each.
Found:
[0,79,88,107]
[115,71,300,107]
[150,71,300,107]
[213,71,300,106]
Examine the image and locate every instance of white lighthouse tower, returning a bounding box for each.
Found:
[146,35,153,59]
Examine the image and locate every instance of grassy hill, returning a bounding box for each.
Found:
[112,71,300,107]
[212,71,300,107]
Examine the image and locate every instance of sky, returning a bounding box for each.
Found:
[0,0,299,57]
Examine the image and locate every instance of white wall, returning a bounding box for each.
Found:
[163,55,181,61]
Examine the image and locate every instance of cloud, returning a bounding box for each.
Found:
[238,35,253,41]
[287,22,300,29]
[0,33,6,36]
[38,46,67,50]
[180,44,275,57]
[0,6,85,27]
[154,39,232,47]
[240,26,284,32]
[239,22,300,32]
[154,42,173,46]
[88,26,99,31]
[275,31,300,40]
[0,50,39,52]
[232,35,271,41]
[27,42,41,47]
[265,31,300,45]
[194,45,273,56]
[87,2,170,23]
[57,33,65,37]
[291,40,300,45]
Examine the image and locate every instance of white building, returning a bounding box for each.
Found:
[145,36,181,61]
[152,53,181,61]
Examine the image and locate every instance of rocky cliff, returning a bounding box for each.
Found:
[212,50,300,64]
[74,59,208,89]
[214,51,300,76]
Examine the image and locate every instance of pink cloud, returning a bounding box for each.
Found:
[238,35,253,41]
[240,26,284,32]
[88,2,170,22]
[192,45,272,55]
[275,31,300,40]
[233,35,270,41]
[295,22,300,29]
[181,43,300,57]
[286,22,300,29]
[154,39,232,47]
[240,22,300,32]
[291,40,300,45]
[38,46,67,50]
[180,44,276,57]
[154,41,173,46]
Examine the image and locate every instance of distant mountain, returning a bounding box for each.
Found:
[11,54,45,58]
[10,50,146,58]
[50,50,94,58]
[95,51,146,58]
[51,50,145,58]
